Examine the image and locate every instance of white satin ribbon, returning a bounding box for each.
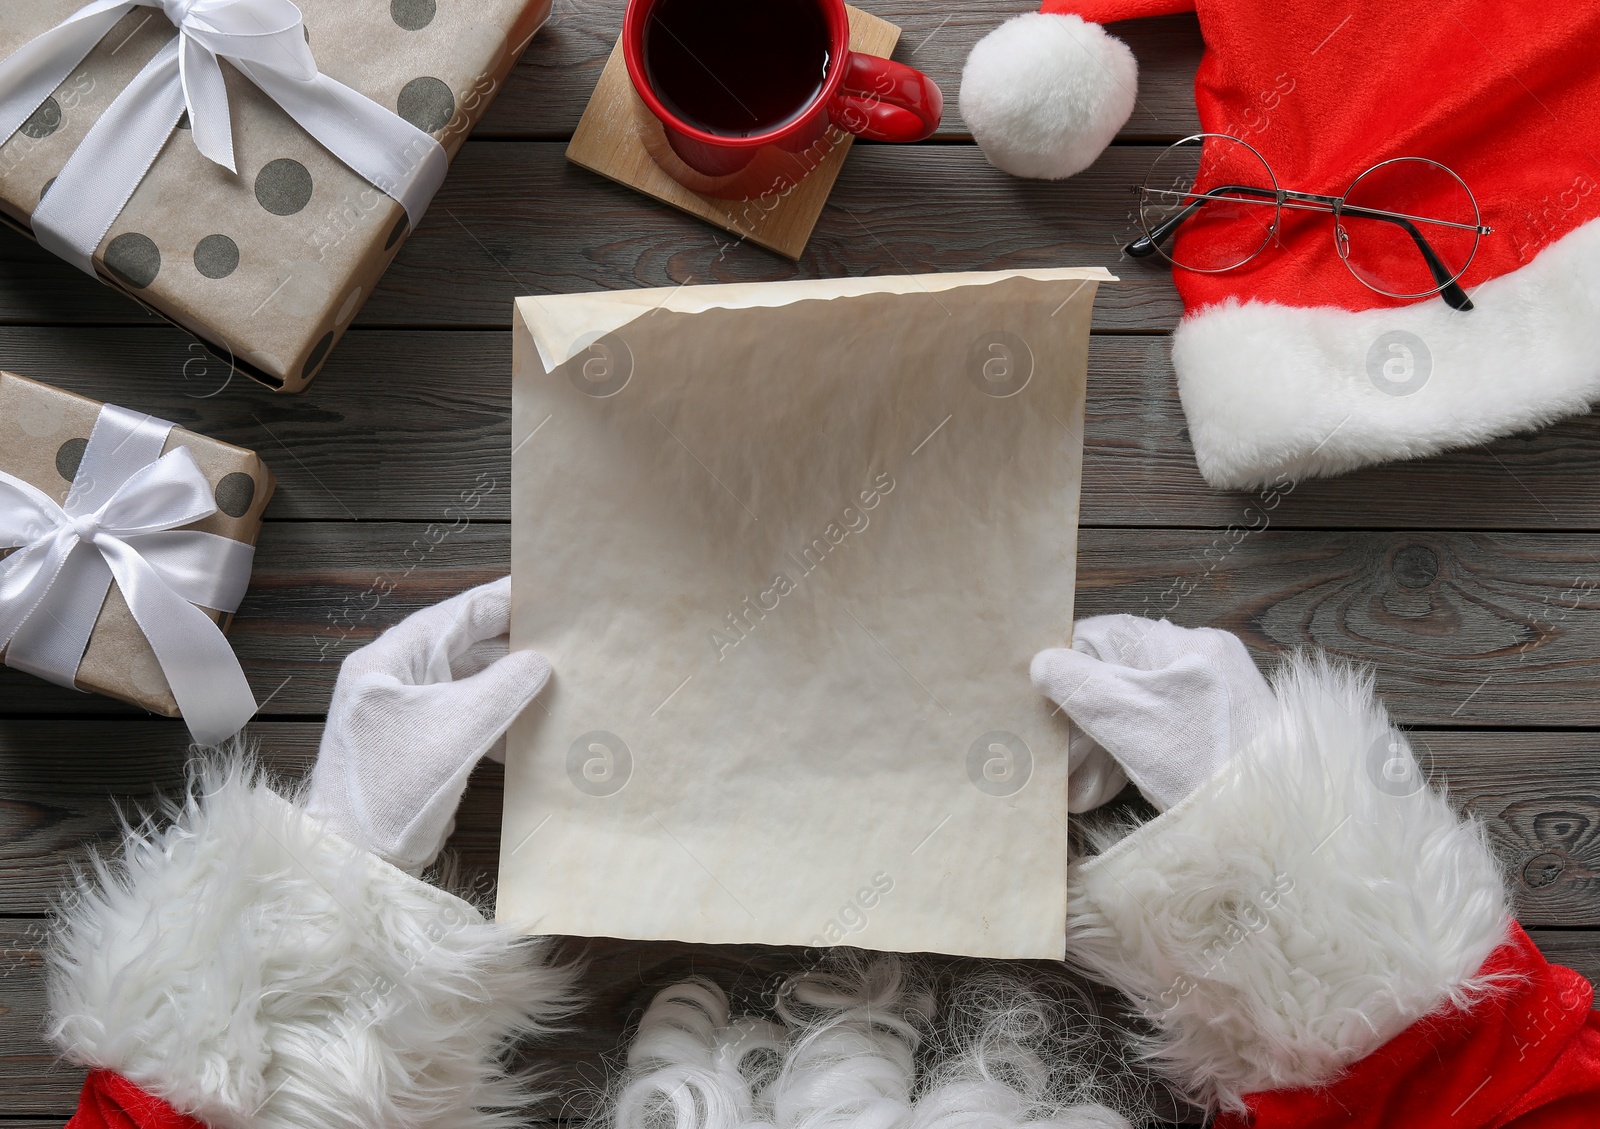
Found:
[0,0,448,274]
[0,405,259,745]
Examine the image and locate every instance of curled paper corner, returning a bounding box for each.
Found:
[516,267,1119,374]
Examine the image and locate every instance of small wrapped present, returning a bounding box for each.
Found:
[0,0,550,392]
[0,370,274,742]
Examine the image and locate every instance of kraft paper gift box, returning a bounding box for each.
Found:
[501,267,1114,959]
[0,0,550,392]
[0,370,273,729]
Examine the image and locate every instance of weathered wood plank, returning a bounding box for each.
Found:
[361,143,1178,328]
[0,144,1183,330]
[1441,740,1600,928]
[0,922,78,1117]
[1,917,1197,1122]
[286,727,1600,932]
[0,726,321,917]
[0,528,1596,725]
[4,328,1600,530]
[1077,531,1600,728]
[0,0,1203,329]
[1529,929,1600,987]
[0,3,1196,326]
[3,906,1590,1123]
[21,4,1600,1120]
[0,522,517,721]
[0,723,1595,924]
[0,700,1589,1120]
[1,916,1592,1123]
[1077,338,1600,532]
[484,2,1202,143]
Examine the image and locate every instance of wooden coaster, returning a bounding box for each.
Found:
[566,7,901,260]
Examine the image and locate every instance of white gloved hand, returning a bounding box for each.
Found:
[1032,615,1277,813]
[306,578,551,874]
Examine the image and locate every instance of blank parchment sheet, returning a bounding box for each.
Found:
[500,268,1110,959]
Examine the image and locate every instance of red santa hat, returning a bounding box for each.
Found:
[961,1,1600,489]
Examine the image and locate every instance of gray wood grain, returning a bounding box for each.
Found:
[1,913,1592,1122]
[0,722,1594,923]
[478,2,1202,142]
[4,328,1599,530]
[0,0,1205,333]
[361,143,1184,329]
[1530,930,1600,986]
[2,918,1185,1121]
[0,527,1595,725]
[0,144,1183,330]
[1076,530,1600,728]
[0,0,1594,1119]
[2,905,1592,1124]
[0,922,76,1118]
[0,726,320,916]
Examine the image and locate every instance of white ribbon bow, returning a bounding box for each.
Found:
[0,0,448,274]
[0,406,258,745]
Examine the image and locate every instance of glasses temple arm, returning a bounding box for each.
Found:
[1336,203,1475,311]
[1124,184,1280,258]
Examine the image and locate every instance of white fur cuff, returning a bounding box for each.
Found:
[1174,215,1600,490]
[1066,655,1510,1110]
[46,759,576,1129]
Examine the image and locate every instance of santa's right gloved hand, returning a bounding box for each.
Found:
[1031,615,1276,813]
[44,579,576,1129]
[307,576,552,875]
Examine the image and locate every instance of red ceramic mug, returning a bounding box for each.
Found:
[622,0,942,194]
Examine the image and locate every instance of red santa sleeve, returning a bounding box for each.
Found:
[46,756,577,1129]
[1064,653,1600,1128]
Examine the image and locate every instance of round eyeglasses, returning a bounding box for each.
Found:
[1126,134,1493,311]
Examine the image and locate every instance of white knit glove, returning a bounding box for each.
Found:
[306,578,552,874]
[1032,616,1276,813]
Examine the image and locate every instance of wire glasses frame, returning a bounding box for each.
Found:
[1125,134,1494,312]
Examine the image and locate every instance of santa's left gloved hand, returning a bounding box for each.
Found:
[1032,614,1275,813]
[307,576,553,874]
[1037,616,1599,1129]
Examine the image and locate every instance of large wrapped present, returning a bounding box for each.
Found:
[0,370,274,743]
[0,0,550,392]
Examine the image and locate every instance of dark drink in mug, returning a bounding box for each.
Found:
[643,0,834,137]
[623,0,943,188]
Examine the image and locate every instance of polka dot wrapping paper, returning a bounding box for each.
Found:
[0,369,274,716]
[0,0,551,392]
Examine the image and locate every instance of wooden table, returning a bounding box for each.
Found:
[1,3,1596,1125]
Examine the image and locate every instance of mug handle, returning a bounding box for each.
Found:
[828,53,942,143]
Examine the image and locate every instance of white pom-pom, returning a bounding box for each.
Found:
[960,12,1138,180]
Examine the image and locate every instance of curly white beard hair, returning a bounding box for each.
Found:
[605,954,1157,1129]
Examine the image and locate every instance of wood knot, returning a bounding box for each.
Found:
[1522,851,1566,889]
[1392,544,1439,588]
